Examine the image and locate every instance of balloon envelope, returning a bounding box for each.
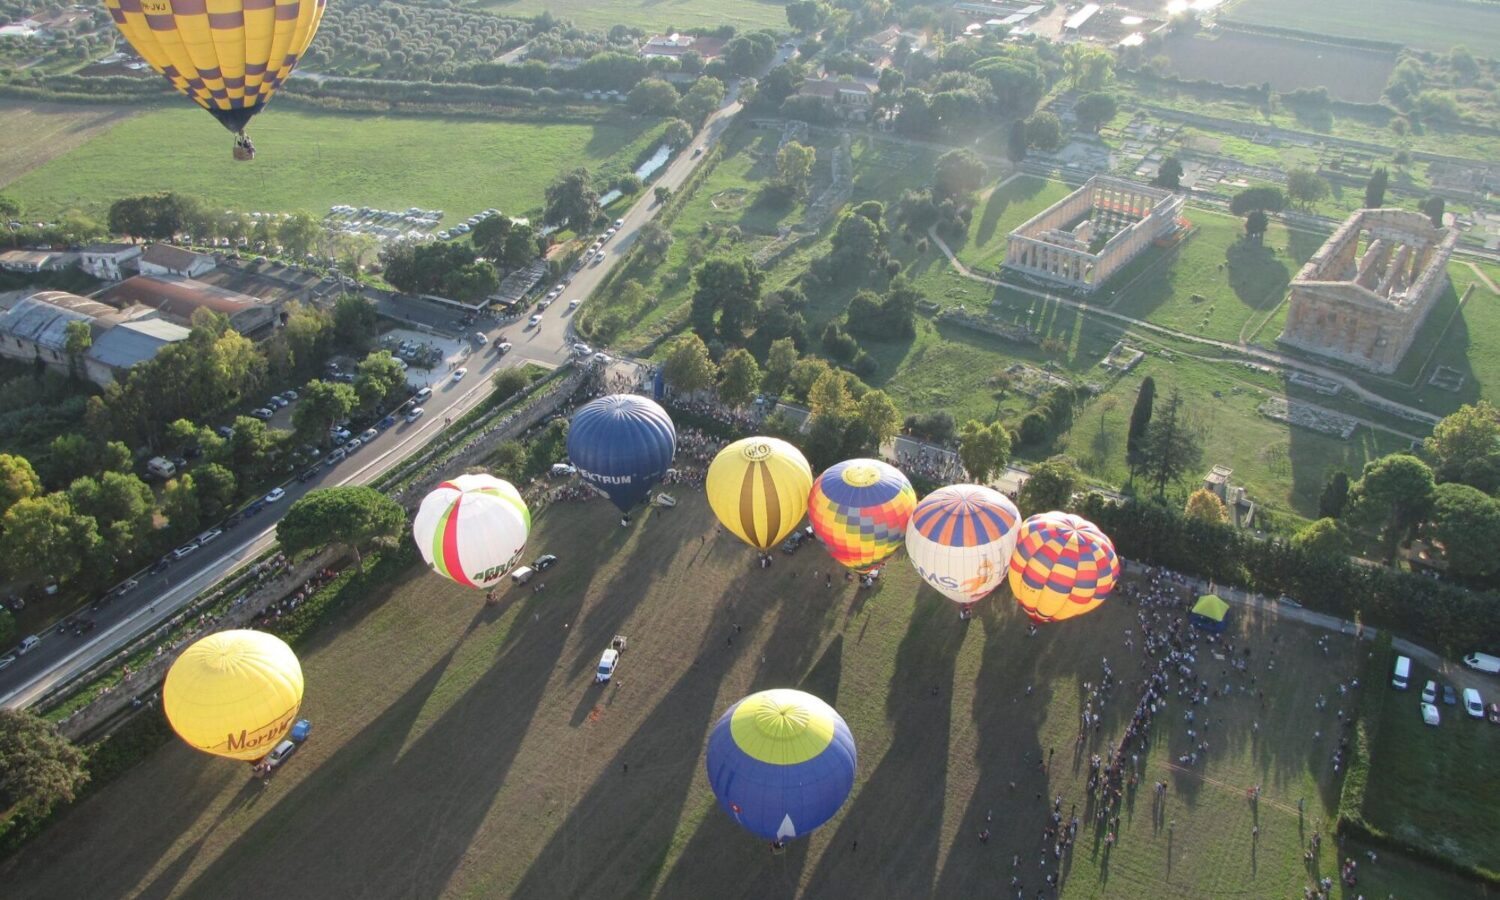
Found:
[1007,512,1119,622]
[567,394,677,512]
[706,437,812,551]
[705,689,856,843]
[808,458,916,572]
[412,474,531,589]
[162,630,303,761]
[905,484,1021,604]
[105,0,325,137]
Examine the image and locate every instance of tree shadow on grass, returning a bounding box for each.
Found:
[181,592,578,899]
[1225,239,1292,310]
[799,595,968,897]
[974,176,1046,250]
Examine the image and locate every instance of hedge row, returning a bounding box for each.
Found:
[1075,495,1500,657]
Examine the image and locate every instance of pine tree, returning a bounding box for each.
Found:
[1125,376,1156,481]
[1141,389,1202,500]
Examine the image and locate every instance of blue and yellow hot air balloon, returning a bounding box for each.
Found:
[412,474,531,589]
[1007,511,1119,623]
[162,629,303,761]
[105,0,326,159]
[705,689,857,844]
[706,437,812,552]
[566,394,677,514]
[808,458,916,572]
[905,484,1020,605]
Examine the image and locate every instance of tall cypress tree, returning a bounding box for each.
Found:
[1126,376,1156,480]
[1318,471,1351,519]
[1364,167,1389,209]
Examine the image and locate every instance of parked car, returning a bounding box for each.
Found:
[264,488,286,503]
[325,448,347,466]
[496,342,512,355]
[535,554,558,571]
[1442,683,1458,705]
[267,395,288,409]
[1421,701,1441,726]
[414,387,433,402]
[360,428,378,442]
[1463,687,1484,719]
[251,408,273,420]
[345,438,363,452]
[198,528,224,546]
[568,299,580,311]
[215,425,235,439]
[595,635,627,683]
[452,367,468,382]
[262,739,298,770]
[281,389,299,402]
[172,542,200,560]
[528,314,542,329]
[1422,680,1438,704]
[378,415,396,429]
[18,635,41,655]
[614,218,624,228]
[1392,655,1412,690]
[406,407,426,424]
[149,558,171,575]
[299,467,320,483]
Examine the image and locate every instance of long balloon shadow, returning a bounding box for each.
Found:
[178,586,582,898]
[799,596,968,898]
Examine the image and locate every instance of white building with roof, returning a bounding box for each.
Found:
[79,242,143,280]
[138,243,216,279]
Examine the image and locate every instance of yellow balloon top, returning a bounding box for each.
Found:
[162,629,304,761]
[706,437,813,551]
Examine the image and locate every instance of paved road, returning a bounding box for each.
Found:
[0,88,747,711]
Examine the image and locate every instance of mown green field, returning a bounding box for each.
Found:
[0,497,1484,898]
[473,0,787,32]
[3,105,665,222]
[1223,0,1500,56]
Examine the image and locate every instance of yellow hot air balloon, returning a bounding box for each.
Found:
[105,0,326,160]
[706,437,813,552]
[163,629,304,761]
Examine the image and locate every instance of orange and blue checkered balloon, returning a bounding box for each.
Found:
[1008,512,1118,623]
[808,459,916,572]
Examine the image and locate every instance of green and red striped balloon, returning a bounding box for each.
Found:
[412,474,531,589]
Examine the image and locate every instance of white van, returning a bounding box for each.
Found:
[147,456,177,479]
[1392,655,1412,690]
[510,566,535,585]
[1463,652,1500,674]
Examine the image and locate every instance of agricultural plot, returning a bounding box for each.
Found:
[0,498,1483,898]
[2,106,666,222]
[476,0,787,31]
[1157,30,1396,104]
[1224,0,1500,57]
[0,99,139,191]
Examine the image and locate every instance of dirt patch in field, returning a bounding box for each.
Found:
[0,99,141,190]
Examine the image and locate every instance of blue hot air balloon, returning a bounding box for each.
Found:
[566,394,677,513]
[705,689,857,845]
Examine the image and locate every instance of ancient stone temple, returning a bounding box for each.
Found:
[1004,175,1184,292]
[1278,208,1457,374]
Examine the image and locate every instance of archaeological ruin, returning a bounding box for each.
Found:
[1003,175,1184,292]
[1278,208,1457,374]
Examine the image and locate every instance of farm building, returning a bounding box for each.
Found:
[138,243,216,278]
[0,249,76,273]
[96,274,279,337]
[639,34,725,61]
[78,242,143,281]
[0,290,189,385]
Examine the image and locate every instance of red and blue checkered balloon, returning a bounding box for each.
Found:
[1008,512,1118,623]
[808,459,916,572]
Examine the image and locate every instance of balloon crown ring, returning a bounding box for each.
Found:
[742,442,773,461]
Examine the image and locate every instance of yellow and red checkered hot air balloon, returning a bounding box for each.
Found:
[105,0,326,159]
[412,474,531,590]
[1007,512,1119,623]
[808,458,915,572]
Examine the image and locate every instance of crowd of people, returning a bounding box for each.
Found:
[895,445,968,484]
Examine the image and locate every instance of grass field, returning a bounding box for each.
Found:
[0,99,139,193]
[473,0,787,31]
[2,105,666,222]
[1158,30,1396,104]
[1359,654,1500,877]
[0,496,1488,898]
[1223,0,1500,56]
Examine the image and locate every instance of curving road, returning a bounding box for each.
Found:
[0,92,746,711]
